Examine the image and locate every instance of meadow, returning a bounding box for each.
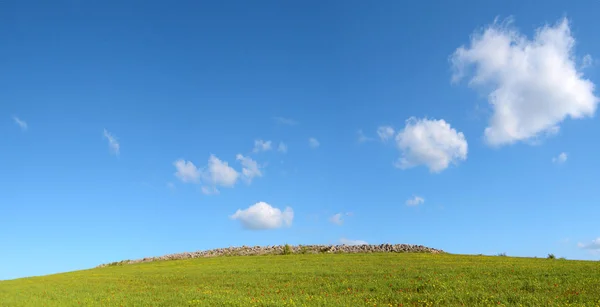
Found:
[1,253,599,306]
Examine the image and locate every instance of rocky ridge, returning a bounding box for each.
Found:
[98,244,444,267]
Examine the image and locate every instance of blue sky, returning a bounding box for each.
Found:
[2,0,600,280]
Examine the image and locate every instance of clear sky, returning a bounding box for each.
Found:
[2,0,600,280]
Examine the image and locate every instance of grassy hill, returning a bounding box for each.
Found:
[1,252,599,306]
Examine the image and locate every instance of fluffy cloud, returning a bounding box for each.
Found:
[277,142,288,153]
[203,155,239,189]
[340,238,368,246]
[173,155,242,194]
[230,202,294,230]
[103,129,120,155]
[406,196,425,206]
[173,159,201,183]
[377,126,395,141]
[13,116,27,131]
[451,17,598,146]
[578,238,600,250]
[253,139,272,153]
[395,117,468,172]
[236,154,262,183]
[552,152,568,164]
[309,137,320,148]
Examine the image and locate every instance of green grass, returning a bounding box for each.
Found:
[1,253,599,306]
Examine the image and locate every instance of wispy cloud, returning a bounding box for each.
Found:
[253,139,272,153]
[357,130,374,143]
[173,159,201,183]
[578,238,600,250]
[13,116,28,131]
[330,213,344,226]
[377,126,394,141]
[103,129,120,155]
[406,195,425,206]
[329,212,352,226]
[236,154,263,183]
[340,238,368,246]
[273,116,297,126]
[552,152,568,164]
[277,142,288,153]
[308,137,320,148]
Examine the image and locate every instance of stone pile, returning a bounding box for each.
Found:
[98,244,443,267]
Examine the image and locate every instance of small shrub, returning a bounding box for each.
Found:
[282,244,292,255]
[547,253,556,259]
[559,257,566,260]
[300,246,309,254]
[497,252,507,257]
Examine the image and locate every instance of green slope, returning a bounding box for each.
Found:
[1,253,599,306]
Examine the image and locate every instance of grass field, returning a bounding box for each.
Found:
[1,253,599,306]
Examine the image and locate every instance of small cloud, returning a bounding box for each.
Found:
[357,130,374,143]
[236,154,263,183]
[173,159,201,183]
[578,238,600,250]
[329,213,344,226]
[167,182,176,190]
[340,238,368,246]
[395,117,468,173]
[406,195,425,206]
[203,154,240,189]
[13,116,28,131]
[201,186,219,195]
[273,116,298,126]
[230,202,294,230]
[308,137,320,148]
[173,155,241,194]
[103,129,120,155]
[253,139,272,153]
[582,54,593,69]
[552,152,568,164]
[377,126,395,141]
[277,142,288,153]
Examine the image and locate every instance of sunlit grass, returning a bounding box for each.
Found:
[1,253,599,306]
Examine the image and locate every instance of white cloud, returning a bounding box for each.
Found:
[357,130,374,143]
[377,126,395,141]
[167,182,176,190]
[173,155,241,194]
[273,116,297,126]
[340,238,368,246]
[277,142,288,153]
[253,139,272,153]
[329,213,344,225]
[230,202,294,230]
[451,17,599,146]
[406,196,425,206]
[13,116,28,131]
[394,117,468,173]
[236,154,262,183]
[173,159,201,183]
[103,129,120,155]
[203,155,239,188]
[309,137,320,148]
[578,238,600,250]
[552,152,568,164]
